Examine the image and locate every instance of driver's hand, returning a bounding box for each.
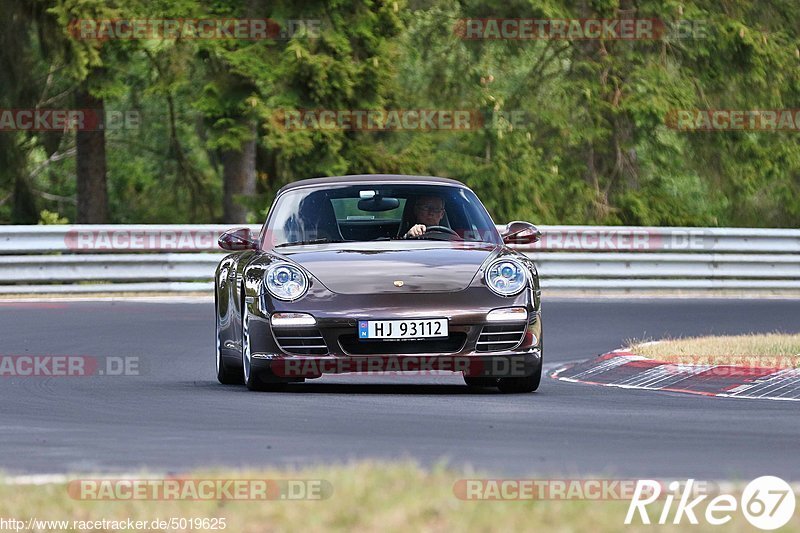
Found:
[405,224,426,238]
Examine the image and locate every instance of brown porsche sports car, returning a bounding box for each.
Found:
[215,175,543,393]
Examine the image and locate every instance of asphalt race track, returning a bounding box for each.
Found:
[1,298,798,480]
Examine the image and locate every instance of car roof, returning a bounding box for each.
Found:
[275,174,468,195]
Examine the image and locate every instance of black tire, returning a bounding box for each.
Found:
[497,359,542,393]
[241,291,289,392]
[216,289,242,385]
[463,376,499,388]
[217,356,242,385]
[245,369,289,392]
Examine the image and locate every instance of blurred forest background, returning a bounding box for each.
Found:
[1,0,799,227]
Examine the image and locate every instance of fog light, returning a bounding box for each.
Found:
[271,312,316,327]
[486,307,528,322]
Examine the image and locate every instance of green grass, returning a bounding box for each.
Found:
[2,462,797,532]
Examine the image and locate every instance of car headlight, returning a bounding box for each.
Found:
[264,263,309,301]
[484,258,528,296]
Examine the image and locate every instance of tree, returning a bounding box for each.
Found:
[75,69,109,222]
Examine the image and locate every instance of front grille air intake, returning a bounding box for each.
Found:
[272,327,328,355]
[476,324,526,352]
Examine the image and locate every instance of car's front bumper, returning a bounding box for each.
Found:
[249,349,542,380]
[239,287,542,379]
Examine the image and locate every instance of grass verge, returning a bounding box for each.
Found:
[628,333,800,368]
[2,461,788,533]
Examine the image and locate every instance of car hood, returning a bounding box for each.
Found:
[272,241,500,294]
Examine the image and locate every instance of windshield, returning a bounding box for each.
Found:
[261,183,502,248]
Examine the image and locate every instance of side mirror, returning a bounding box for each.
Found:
[501,221,541,245]
[218,228,258,251]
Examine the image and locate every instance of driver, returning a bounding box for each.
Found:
[404,195,446,238]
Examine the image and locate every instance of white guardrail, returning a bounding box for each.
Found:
[0,225,799,293]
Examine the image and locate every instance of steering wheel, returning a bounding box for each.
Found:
[424,225,459,236]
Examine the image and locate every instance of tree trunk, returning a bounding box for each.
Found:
[222,120,257,223]
[0,134,37,224]
[75,84,109,223]
[11,170,38,224]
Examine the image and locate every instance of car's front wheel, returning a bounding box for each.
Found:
[241,296,288,392]
[463,377,499,388]
[216,289,242,385]
[217,349,242,385]
[497,359,542,393]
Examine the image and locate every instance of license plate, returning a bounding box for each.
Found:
[358,319,448,340]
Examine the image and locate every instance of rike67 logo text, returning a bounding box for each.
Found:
[626,476,796,530]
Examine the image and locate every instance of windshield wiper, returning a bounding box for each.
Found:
[275,238,345,248]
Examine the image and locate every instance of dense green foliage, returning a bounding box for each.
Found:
[1,0,798,226]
